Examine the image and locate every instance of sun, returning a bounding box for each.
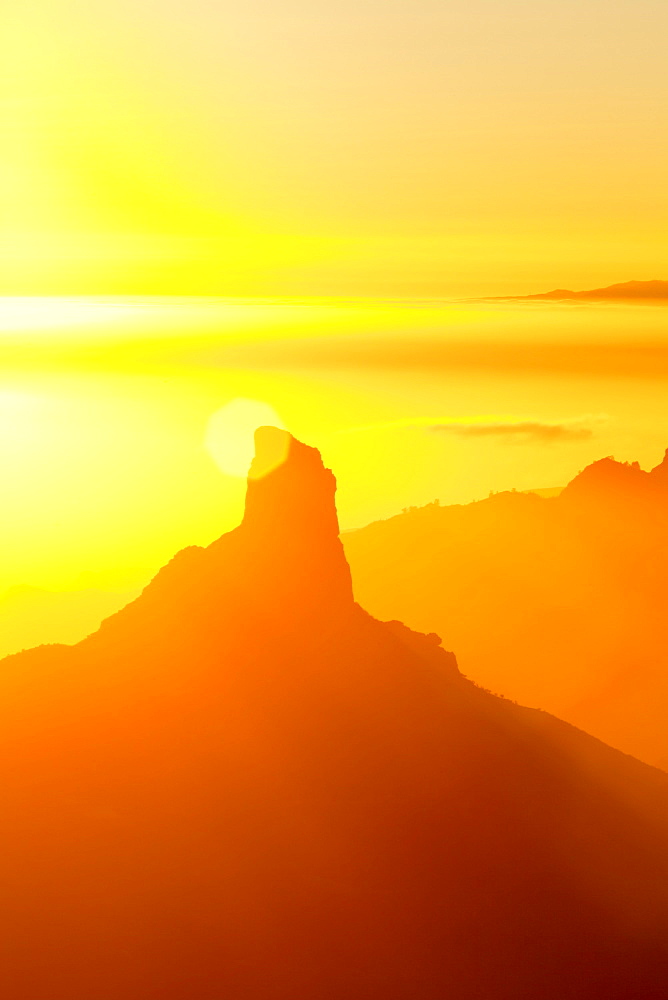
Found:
[205,398,287,479]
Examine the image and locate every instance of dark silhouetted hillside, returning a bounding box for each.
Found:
[2,428,668,999]
[344,448,668,769]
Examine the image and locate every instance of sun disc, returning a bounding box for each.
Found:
[205,399,286,479]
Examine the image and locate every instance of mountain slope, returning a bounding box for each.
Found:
[1,428,668,999]
[344,448,668,768]
[0,584,140,659]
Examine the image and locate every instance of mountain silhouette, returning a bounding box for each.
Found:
[502,279,668,301]
[0,583,140,660]
[344,448,668,769]
[2,428,668,998]
[561,447,668,498]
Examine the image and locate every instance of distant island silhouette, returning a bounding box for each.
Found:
[1,428,668,998]
[498,279,668,301]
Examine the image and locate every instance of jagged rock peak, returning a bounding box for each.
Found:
[243,427,340,535]
[240,427,354,608]
[247,426,317,481]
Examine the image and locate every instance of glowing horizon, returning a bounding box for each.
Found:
[1,294,668,603]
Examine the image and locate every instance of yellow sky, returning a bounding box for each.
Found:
[2,297,668,596]
[2,0,667,295]
[2,2,668,599]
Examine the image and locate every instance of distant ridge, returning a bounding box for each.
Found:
[499,279,668,301]
[344,445,668,770]
[561,446,668,498]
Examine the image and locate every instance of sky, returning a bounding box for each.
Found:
[2,0,667,295]
[2,297,668,597]
[1,1,668,601]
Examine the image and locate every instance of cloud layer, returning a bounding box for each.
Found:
[429,419,599,443]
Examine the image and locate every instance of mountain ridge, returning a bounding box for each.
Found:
[2,428,668,998]
[344,445,668,768]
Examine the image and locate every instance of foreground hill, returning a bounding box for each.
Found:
[2,429,668,998]
[344,449,668,769]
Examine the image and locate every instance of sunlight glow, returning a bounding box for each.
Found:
[205,399,286,479]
